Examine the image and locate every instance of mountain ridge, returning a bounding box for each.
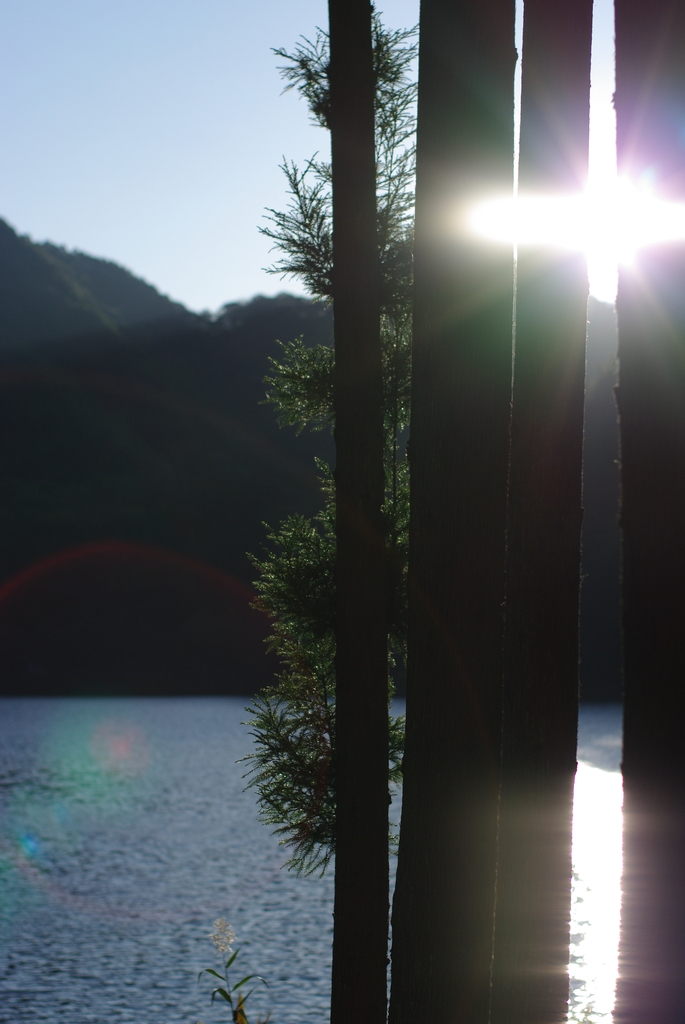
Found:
[0,218,195,347]
[0,219,334,697]
[0,219,620,702]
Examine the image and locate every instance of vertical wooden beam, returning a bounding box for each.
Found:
[328,3,388,1024]
[490,1,592,1021]
[388,2,516,1022]
[614,2,685,1021]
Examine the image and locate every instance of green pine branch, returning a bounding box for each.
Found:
[243,10,416,875]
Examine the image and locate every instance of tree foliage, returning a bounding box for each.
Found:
[242,12,416,876]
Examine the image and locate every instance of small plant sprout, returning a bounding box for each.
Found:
[198,919,270,1024]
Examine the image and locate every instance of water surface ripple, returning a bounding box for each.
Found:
[0,699,621,1023]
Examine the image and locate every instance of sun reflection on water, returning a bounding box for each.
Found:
[569,761,624,1023]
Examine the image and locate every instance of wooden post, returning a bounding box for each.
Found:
[328,3,388,1024]
[490,1,592,1021]
[388,1,516,1021]
[614,2,685,1020]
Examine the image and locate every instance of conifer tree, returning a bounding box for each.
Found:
[243,13,416,878]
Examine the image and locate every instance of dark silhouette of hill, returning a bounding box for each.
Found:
[0,218,118,345]
[0,228,333,697]
[0,218,194,348]
[38,242,192,329]
[0,221,619,701]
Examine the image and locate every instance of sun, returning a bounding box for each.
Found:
[469,179,685,305]
[467,0,685,306]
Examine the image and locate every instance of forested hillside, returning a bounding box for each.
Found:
[37,241,192,329]
[0,225,334,696]
[0,222,619,700]
[0,218,194,344]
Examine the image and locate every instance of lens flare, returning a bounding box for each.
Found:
[89,721,150,776]
[470,194,588,249]
[469,179,685,304]
[19,833,40,859]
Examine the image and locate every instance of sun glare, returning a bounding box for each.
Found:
[571,762,624,1022]
[468,180,685,304]
[467,0,685,305]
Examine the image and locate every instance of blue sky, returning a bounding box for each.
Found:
[1,0,613,312]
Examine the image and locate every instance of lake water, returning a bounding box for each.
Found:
[0,699,622,1023]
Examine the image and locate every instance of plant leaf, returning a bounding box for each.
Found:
[232,975,268,991]
[231,975,257,990]
[225,949,239,970]
[201,968,224,981]
[211,987,233,1005]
